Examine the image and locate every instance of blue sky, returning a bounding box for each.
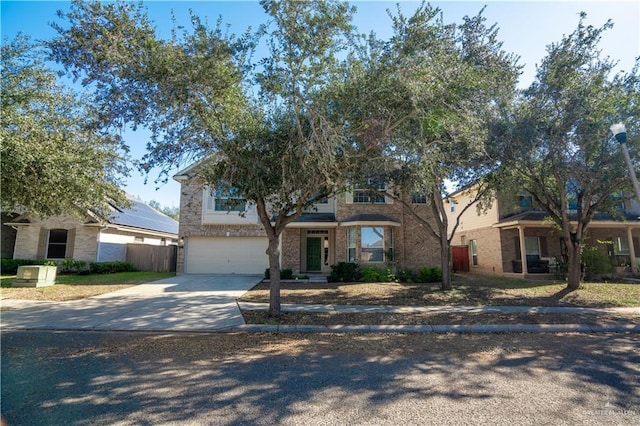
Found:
[2,0,639,208]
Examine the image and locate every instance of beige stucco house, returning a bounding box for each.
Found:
[4,198,178,263]
[174,168,441,275]
[446,187,640,277]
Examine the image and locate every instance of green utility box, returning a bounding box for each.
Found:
[13,265,57,288]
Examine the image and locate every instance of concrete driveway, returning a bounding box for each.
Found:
[0,274,262,332]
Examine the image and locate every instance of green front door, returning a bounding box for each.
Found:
[306,237,322,272]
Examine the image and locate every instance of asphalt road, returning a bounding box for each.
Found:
[2,331,639,425]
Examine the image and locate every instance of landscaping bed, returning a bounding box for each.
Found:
[238,274,640,308]
[242,310,639,326]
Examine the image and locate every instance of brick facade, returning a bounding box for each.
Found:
[10,214,175,264]
[12,215,100,262]
[176,175,443,274]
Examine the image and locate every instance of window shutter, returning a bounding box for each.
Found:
[37,228,48,259]
[65,228,76,259]
[345,190,353,204]
[514,237,521,260]
[539,236,548,257]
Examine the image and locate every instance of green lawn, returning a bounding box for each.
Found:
[0,272,175,301]
[1,271,174,287]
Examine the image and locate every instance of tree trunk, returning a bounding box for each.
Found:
[440,233,452,291]
[566,242,582,290]
[267,237,282,316]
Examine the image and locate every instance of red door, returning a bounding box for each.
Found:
[452,245,470,272]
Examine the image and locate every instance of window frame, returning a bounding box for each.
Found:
[46,229,68,260]
[360,227,385,263]
[207,188,247,212]
[347,228,357,263]
[470,239,478,266]
[353,178,386,204]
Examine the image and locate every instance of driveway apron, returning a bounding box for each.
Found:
[0,274,261,332]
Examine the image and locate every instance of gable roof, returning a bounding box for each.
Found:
[108,198,178,235]
[4,197,178,236]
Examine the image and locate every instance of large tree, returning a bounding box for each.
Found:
[49,0,358,315]
[1,35,128,218]
[491,14,640,290]
[342,3,520,289]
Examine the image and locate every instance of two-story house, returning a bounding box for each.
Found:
[174,167,441,275]
[446,187,640,277]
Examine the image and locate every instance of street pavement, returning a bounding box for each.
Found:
[2,330,639,425]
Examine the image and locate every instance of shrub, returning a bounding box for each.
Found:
[360,266,382,282]
[264,268,294,280]
[328,262,359,282]
[60,259,88,274]
[396,268,416,283]
[581,246,613,280]
[1,258,47,275]
[418,266,442,283]
[359,266,396,283]
[89,261,136,274]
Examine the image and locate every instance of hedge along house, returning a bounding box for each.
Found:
[174,166,442,275]
[4,196,179,264]
[446,186,640,277]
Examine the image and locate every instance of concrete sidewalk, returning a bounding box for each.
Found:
[2,275,638,334]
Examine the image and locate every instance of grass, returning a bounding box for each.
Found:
[238,273,640,308]
[0,272,175,301]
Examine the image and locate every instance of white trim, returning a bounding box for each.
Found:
[285,222,339,228]
[339,220,401,227]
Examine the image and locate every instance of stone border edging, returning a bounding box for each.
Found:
[230,323,640,334]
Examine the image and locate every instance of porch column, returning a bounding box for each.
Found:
[627,226,638,274]
[518,226,527,276]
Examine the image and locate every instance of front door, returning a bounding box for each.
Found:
[306,237,322,272]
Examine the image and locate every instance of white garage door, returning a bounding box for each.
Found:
[185,237,269,274]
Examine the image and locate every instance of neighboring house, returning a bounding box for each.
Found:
[1,212,19,259]
[174,168,441,275]
[446,187,640,277]
[4,197,179,263]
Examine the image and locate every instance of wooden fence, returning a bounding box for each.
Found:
[126,244,177,273]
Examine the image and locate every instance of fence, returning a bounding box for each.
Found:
[126,244,177,272]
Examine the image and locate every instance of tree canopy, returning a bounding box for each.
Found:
[490,13,640,289]
[49,0,359,314]
[340,3,521,289]
[1,35,128,218]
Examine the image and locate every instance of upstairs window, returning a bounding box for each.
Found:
[412,193,427,204]
[353,178,386,204]
[519,195,533,209]
[206,188,246,212]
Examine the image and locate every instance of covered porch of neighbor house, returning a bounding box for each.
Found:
[495,214,640,278]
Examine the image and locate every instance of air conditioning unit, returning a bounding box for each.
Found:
[13,265,57,288]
